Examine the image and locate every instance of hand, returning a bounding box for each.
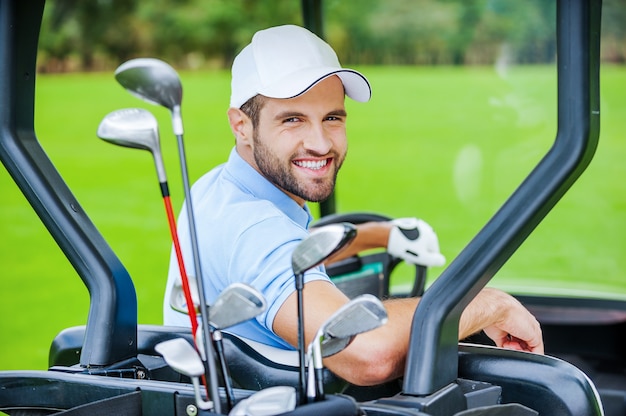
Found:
[387,217,446,267]
[462,287,544,354]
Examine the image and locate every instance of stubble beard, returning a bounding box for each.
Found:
[252,133,345,203]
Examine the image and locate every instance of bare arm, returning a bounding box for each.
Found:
[322,221,393,263]
[273,280,414,385]
[321,218,445,268]
[273,282,544,386]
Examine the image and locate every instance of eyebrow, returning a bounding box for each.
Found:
[274,108,348,121]
[274,111,305,121]
[329,109,348,118]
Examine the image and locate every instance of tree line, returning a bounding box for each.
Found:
[38,0,625,73]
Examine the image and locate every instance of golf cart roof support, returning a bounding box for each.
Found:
[301,0,324,38]
[403,0,601,395]
[301,0,337,218]
[0,0,138,367]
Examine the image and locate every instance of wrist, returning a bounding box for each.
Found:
[460,287,509,338]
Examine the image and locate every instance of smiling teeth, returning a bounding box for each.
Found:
[295,159,328,170]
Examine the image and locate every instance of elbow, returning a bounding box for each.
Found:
[352,357,399,386]
[329,342,403,386]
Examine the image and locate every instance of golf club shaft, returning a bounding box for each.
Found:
[306,349,316,403]
[163,186,212,400]
[315,367,324,401]
[296,273,306,405]
[162,190,198,335]
[175,132,221,414]
[212,330,235,410]
[311,338,324,402]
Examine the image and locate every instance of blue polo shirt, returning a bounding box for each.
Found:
[163,147,330,349]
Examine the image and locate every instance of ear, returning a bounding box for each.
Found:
[227,107,253,146]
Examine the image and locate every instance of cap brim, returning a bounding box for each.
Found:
[258,67,371,103]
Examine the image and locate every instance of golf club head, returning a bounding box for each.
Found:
[156,338,214,411]
[115,58,182,111]
[155,338,204,377]
[209,283,267,330]
[115,58,184,136]
[305,295,387,402]
[320,294,388,358]
[320,335,354,358]
[96,108,167,183]
[169,274,200,314]
[229,386,296,416]
[291,222,357,276]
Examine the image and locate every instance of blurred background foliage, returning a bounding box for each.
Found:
[37,0,626,73]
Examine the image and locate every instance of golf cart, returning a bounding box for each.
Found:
[1,0,622,415]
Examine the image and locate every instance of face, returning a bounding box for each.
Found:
[235,76,348,206]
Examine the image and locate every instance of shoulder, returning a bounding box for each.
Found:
[234,209,308,256]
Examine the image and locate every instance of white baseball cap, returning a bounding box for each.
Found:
[230,25,371,108]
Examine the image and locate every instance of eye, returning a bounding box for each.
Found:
[325,110,347,123]
[325,115,345,123]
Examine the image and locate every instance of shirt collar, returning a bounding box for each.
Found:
[224,147,313,229]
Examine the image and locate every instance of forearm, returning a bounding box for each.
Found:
[323,221,392,263]
[320,218,446,268]
[459,287,501,339]
[275,283,543,387]
[327,288,544,384]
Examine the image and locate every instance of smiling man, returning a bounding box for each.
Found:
[163,24,543,386]
[232,77,347,207]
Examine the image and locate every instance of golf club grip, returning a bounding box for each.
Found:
[163,194,198,335]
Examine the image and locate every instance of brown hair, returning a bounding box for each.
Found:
[239,94,267,129]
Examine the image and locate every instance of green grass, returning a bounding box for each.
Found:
[0,65,624,370]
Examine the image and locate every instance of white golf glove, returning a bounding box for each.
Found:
[387,217,446,267]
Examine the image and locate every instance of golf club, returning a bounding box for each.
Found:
[228,386,297,416]
[195,283,267,411]
[114,58,220,413]
[306,294,388,402]
[155,338,213,411]
[291,222,357,404]
[96,108,198,336]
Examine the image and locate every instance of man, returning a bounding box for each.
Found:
[163,24,543,386]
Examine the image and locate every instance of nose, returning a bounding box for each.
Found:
[302,122,332,155]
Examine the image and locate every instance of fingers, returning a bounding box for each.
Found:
[503,337,542,354]
[484,326,544,354]
[500,299,544,354]
[463,287,545,355]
